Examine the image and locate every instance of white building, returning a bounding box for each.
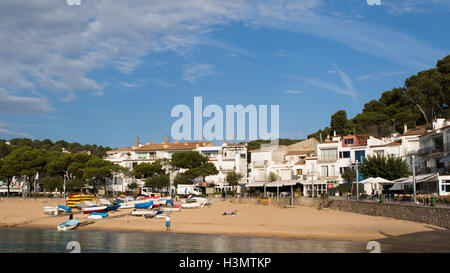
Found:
[105,137,248,194]
[196,142,248,192]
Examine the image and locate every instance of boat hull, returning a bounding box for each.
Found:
[82,206,107,214]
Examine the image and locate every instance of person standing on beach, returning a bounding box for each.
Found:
[165,215,171,232]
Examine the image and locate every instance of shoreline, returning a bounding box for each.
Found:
[1,198,449,249]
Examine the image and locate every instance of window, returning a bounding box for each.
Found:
[321,149,337,161]
[340,151,350,158]
[355,150,366,162]
[321,166,328,176]
[330,165,335,177]
[344,139,354,145]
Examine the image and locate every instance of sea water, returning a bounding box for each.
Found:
[0,227,367,253]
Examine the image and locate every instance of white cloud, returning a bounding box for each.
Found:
[0,0,446,102]
[0,88,53,113]
[284,90,301,94]
[182,63,215,82]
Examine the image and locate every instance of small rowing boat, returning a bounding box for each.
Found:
[160,207,181,212]
[57,219,80,231]
[82,206,107,214]
[181,202,201,209]
[131,210,157,216]
[88,212,108,219]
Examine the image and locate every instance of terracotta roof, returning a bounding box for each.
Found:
[135,141,213,151]
[321,141,339,144]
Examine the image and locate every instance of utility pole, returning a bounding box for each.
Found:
[412,155,416,204]
[356,160,359,201]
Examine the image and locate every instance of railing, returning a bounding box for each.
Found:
[416,167,450,175]
[418,143,449,155]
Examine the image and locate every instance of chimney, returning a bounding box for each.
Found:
[403,123,408,133]
[136,137,139,147]
[164,135,169,144]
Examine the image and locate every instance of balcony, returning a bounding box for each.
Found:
[418,143,449,156]
[416,166,450,175]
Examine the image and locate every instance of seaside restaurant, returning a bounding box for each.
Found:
[243,180,328,198]
[389,173,450,196]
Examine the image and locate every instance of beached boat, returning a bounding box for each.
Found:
[160,207,181,212]
[82,206,107,214]
[74,203,91,209]
[57,219,80,231]
[44,206,67,214]
[134,201,153,209]
[118,203,134,209]
[88,212,108,219]
[131,210,157,216]
[57,205,72,213]
[100,199,112,205]
[181,202,201,209]
[105,205,120,212]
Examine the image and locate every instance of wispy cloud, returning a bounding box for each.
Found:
[284,90,301,94]
[182,63,215,83]
[118,81,139,88]
[0,88,53,113]
[355,71,407,81]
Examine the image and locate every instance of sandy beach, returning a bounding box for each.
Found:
[0,197,449,248]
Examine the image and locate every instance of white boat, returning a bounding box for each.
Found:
[181,202,201,209]
[131,210,157,216]
[74,203,91,209]
[57,219,80,231]
[160,207,181,212]
[155,214,167,219]
[44,206,65,214]
[99,199,112,205]
[81,206,107,214]
[119,203,135,209]
[84,201,95,206]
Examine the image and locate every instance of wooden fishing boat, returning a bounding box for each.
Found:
[57,219,80,231]
[81,206,107,214]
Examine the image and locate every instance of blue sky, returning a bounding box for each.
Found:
[0,0,449,148]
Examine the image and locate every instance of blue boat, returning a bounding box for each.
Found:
[89,212,108,218]
[134,201,153,209]
[105,205,120,211]
[57,205,72,213]
[57,219,80,231]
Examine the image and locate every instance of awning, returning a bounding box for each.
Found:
[415,157,425,164]
[265,181,298,187]
[389,183,406,191]
[245,182,266,188]
[391,173,439,186]
[299,180,328,185]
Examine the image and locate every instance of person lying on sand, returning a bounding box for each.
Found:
[231,210,238,216]
[222,208,232,215]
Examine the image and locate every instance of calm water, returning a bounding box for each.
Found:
[0,227,368,253]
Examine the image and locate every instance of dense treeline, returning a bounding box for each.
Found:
[0,138,112,158]
[309,55,450,140]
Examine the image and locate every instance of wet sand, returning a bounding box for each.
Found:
[0,197,449,249]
